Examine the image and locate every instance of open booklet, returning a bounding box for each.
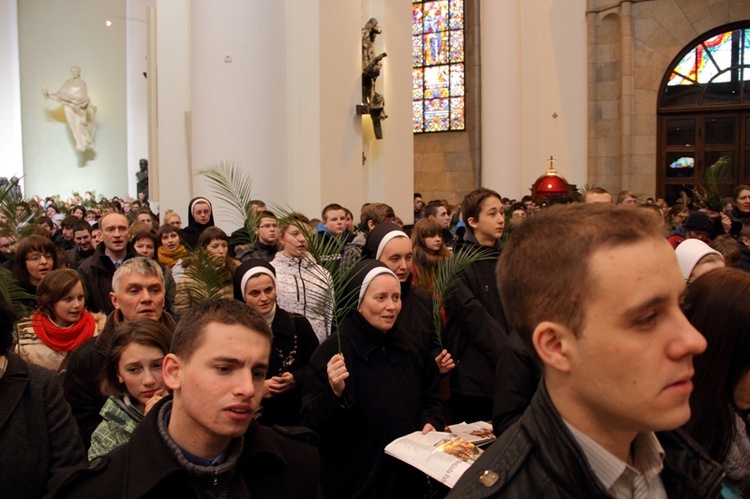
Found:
[447,421,496,446]
[384,431,484,489]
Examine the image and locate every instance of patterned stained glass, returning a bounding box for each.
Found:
[413,0,465,133]
[667,29,750,87]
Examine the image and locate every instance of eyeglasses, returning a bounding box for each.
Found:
[26,252,54,262]
[259,223,278,229]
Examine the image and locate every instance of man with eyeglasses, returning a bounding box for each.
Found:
[235,210,279,263]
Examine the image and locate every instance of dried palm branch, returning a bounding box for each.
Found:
[414,244,496,348]
[0,177,43,240]
[0,271,35,327]
[694,156,730,212]
[175,247,234,315]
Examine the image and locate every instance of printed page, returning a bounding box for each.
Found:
[384,431,483,488]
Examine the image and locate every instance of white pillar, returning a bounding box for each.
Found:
[0,0,23,184]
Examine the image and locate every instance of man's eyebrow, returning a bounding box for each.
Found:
[211,357,269,371]
[622,294,669,317]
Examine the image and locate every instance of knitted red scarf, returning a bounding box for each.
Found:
[31,310,96,352]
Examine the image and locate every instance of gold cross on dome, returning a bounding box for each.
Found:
[547,155,556,169]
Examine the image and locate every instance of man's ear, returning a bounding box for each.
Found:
[162,353,182,391]
[110,291,119,310]
[742,236,750,249]
[467,216,478,230]
[367,220,376,231]
[532,321,575,373]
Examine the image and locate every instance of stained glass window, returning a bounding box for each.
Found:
[412,0,465,133]
[663,28,750,107]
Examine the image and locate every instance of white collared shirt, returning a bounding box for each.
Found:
[564,421,667,499]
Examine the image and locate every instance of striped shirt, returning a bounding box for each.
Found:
[564,421,667,499]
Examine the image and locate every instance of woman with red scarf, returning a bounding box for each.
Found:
[15,269,104,372]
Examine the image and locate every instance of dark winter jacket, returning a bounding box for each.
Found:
[301,312,444,498]
[444,233,509,399]
[491,330,540,437]
[77,242,138,315]
[398,279,439,357]
[0,352,85,499]
[66,246,94,270]
[63,310,176,447]
[449,382,725,498]
[259,308,319,427]
[48,397,322,498]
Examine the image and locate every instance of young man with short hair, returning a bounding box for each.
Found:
[66,221,94,269]
[57,215,78,250]
[50,299,321,497]
[445,188,510,423]
[582,186,613,204]
[425,201,457,248]
[449,204,722,498]
[340,202,395,272]
[235,210,279,262]
[317,203,354,259]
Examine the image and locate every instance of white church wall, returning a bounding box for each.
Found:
[17,0,128,200]
[0,0,23,185]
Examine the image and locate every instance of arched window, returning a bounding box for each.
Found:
[658,23,750,204]
[412,0,465,133]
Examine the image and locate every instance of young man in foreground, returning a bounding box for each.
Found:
[449,203,723,498]
[50,299,320,497]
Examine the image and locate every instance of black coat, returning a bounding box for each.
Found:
[398,280,439,357]
[491,330,540,437]
[77,242,138,315]
[449,382,725,498]
[63,311,176,447]
[48,397,322,498]
[301,313,444,499]
[0,352,85,499]
[444,235,509,398]
[259,308,319,427]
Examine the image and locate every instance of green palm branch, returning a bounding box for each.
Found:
[0,271,35,327]
[0,177,43,240]
[414,244,496,348]
[695,156,730,212]
[199,161,261,247]
[176,247,234,313]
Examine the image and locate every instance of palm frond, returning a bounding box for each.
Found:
[696,156,731,212]
[0,271,35,322]
[0,177,43,240]
[199,162,259,247]
[416,245,496,348]
[176,248,233,313]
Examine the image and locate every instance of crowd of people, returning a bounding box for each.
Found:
[1,182,750,498]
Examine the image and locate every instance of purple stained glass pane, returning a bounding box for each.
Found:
[449,0,464,30]
[413,101,423,133]
[424,32,449,65]
[412,5,423,36]
[423,1,449,34]
[413,36,424,67]
[425,98,449,132]
[413,69,424,100]
[450,31,464,63]
[450,97,465,130]
[450,64,464,96]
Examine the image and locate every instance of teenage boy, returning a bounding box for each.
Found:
[449,204,721,498]
[444,188,509,424]
[317,203,354,260]
[49,299,320,497]
[235,211,279,262]
[66,221,95,269]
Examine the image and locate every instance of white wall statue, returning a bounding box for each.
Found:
[42,66,96,152]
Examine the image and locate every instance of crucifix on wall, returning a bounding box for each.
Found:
[356,18,387,139]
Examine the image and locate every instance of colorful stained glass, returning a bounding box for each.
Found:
[450,98,465,129]
[423,1,449,34]
[412,5,423,35]
[424,32,449,65]
[669,157,695,169]
[701,32,732,83]
[413,101,423,133]
[450,31,464,62]
[449,0,463,30]
[412,0,464,133]
[412,69,424,100]
[412,36,423,67]
[424,66,450,99]
[744,30,750,65]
